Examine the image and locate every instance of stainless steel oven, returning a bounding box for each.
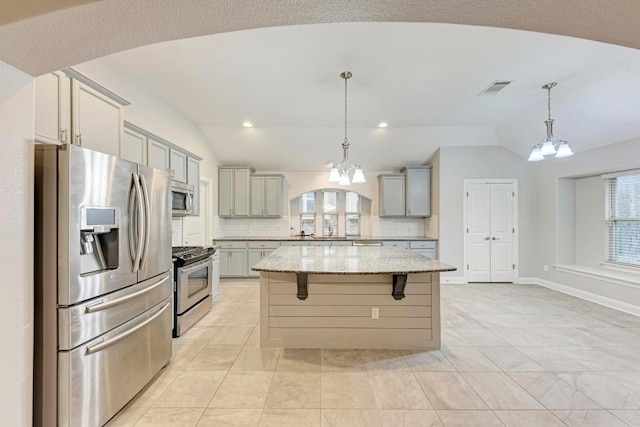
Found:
[172,246,218,336]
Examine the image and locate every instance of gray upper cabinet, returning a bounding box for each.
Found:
[121,126,147,164]
[147,138,170,171]
[250,175,283,217]
[71,79,124,158]
[378,174,406,216]
[35,71,71,145]
[404,166,431,217]
[170,149,187,183]
[187,157,200,216]
[218,167,254,217]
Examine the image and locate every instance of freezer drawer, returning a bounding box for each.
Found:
[58,299,172,427]
[58,271,172,350]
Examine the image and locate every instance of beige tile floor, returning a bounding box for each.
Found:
[107,281,640,427]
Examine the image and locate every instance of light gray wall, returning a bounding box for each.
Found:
[575,175,606,268]
[0,59,34,427]
[437,145,537,279]
[534,137,640,307]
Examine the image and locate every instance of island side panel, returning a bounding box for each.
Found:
[260,271,440,349]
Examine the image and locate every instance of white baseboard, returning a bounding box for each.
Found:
[441,276,467,284]
[515,277,538,285]
[535,277,640,317]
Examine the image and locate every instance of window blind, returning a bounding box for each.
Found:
[605,173,640,267]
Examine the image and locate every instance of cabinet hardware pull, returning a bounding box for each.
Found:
[492,237,500,240]
[484,237,490,240]
[61,129,68,142]
[76,133,82,146]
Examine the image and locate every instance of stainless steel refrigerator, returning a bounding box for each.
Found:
[34,144,173,427]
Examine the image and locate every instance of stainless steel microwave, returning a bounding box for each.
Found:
[171,181,194,216]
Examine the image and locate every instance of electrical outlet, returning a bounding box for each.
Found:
[371,307,379,319]
[543,265,548,272]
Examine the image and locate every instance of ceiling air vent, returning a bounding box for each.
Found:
[478,80,512,96]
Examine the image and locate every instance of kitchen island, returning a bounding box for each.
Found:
[252,246,455,349]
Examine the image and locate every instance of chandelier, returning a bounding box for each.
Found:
[328,71,366,185]
[527,82,574,161]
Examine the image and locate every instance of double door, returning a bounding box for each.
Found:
[466,182,515,283]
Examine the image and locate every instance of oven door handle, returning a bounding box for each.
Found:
[85,301,170,355]
[84,273,171,314]
[179,256,213,274]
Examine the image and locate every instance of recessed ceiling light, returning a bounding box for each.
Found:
[242,121,253,128]
[378,122,388,128]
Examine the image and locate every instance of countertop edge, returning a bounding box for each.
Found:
[214,236,437,242]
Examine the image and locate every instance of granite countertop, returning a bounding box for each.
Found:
[252,246,455,274]
[214,236,437,242]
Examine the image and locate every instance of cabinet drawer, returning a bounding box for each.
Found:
[248,241,280,249]
[382,241,410,249]
[216,241,247,249]
[410,241,436,249]
[281,241,309,246]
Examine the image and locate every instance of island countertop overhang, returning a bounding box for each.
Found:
[251,246,456,275]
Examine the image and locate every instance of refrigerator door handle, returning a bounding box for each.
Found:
[85,300,170,355]
[84,273,171,313]
[131,173,145,272]
[139,174,152,269]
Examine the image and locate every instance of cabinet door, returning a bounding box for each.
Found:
[265,176,282,217]
[247,249,263,277]
[170,149,187,183]
[218,169,233,216]
[35,71,71,144]
[412,249,436,259]
[233,168,251,216]
[228,250,247,276]
[379,175,405,216]
[71,80,122,157]
[406,167,431,217]
[219,250,231,277]
[187,157,200,215]
[250,176,265,216]
[148,139,170,171]
[121,127,146,164]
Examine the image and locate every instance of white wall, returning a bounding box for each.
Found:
[436,145,538,279]
[534,137,640,307]
[575,175,606,267]
[0,60,34,427]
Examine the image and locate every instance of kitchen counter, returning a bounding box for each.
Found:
[252,246,454,274]
[214,235,437,241]
[256,246,455,350]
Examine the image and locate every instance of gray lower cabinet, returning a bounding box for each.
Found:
[247,241,280,277]
[410,241,437,259]
[382,241,410,249]
[219,249,247,277]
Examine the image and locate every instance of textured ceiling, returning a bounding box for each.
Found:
[0,0,99,25]
[2,0,640,76]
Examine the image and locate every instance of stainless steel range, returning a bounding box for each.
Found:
[172,246,220,336]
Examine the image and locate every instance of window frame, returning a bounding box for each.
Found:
[605,172,640,268]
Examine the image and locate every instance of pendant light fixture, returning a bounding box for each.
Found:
[527,82,574,161]
[328,71,366,185]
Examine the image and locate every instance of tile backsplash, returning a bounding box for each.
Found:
[215,215,438,238]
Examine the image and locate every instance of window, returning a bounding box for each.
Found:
[300,192,315,235]
[605,172,640,267]
[345,191,360,236]
[322,191,338,236]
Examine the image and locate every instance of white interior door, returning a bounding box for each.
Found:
[182,181,208,246]
[466,181,515,283]
[467,184,491,282]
